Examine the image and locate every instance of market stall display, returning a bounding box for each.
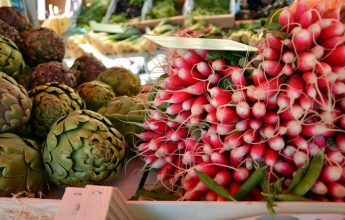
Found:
[0,0,343,218]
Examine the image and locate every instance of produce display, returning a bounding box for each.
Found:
[43,109,127,187]
[0,35,25,78]
[132,0,345,206]
[0,6,31,31]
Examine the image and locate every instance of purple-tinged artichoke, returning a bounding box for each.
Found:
[72,55,106,84]
[0,6,31,32]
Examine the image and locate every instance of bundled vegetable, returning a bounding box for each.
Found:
[135,0,345,203]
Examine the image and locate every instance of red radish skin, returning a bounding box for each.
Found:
[183,190,204,201]
[321,166,343,182]
[268,135,285,151]
[212,58,226,71]
[277,93,290,110]
[278,7,293,27]
[204,191,217,201]
[243,129,258,144]
[166,103,183,115]
[311,45,325,60]
[340,116,345,129]
[302,71,317,84]
[336,135,345,152]
[292,29,313,53]
[286,120,302,136]
[229,182,241,195]
[174,57,191,69]
[195,49,208,59]
[178,67,203,83]
[307,22,321,40]
[182,97,196,111]
[231,69,247,87]
[233,167,250,182]
[251,68,266,86]
[211,96,232,108]
[294,0,308,22]
[210,152,228,166]
[263,125,275,139]
[216,106,238,124]
[280,104,304,121]
[332,82,345,95]
[236,120,249,132]
[274,162,295,177]
[183,50,202,65]
[281,64,294,76]
[203,104,215,113]
[196,62,212,77]
[316,62,332,75]
[266,32,282,51]
[321,36,345,49]
[328,182,345,198]
[297,52,317,72]
[231,90,247,103]
[231,144,250,159]
[253,77,281,101]
[191,95,208,115]
[250,143,266,160]
[249,118,263,130]
[217,124,234,135]
[223,133,244,151]
[319,22,345,42]
[266,94,278,110]
[264,148,279,166]
[180,81,207,95]
[282,51,295,64]
[170,128,188,142]
[169,92,193,104]
[293,151,308,167]
[311,181,328,195]
[264,112,279,125]
[208,73,221,84]
[137,131,160,141]
[301,124,335,137]
[306,84,317,98]
[287,75,304,100]
[206,110,218,123]
[261,60,284,76]
[282,145,296,160]
[263,47,280,60]
[214,170,232,186]
[236,102,251,119]
[326,151,344,165]
[252,102,266,118]
[324,45,345,65]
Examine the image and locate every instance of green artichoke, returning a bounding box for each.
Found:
[0,7,31,32]
[0,35,25,78]
[97,67,141,96]
[71,54,107,84]
[43,109,127,187]
[99,96,147,147]
[0,72,32,133]
[31,61,77,89]
[0,133,46,196]
[20,27,65,66]
[29,82,85,138]
[76,80,116,111]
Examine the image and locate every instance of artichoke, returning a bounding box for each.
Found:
[0,35,25,78]
[20,27,65,66]
[29,82,85,138]
[31,61,77,89]
[76,80,116,111]
[0,19,20,45]
[43,109,127,187]
[15,65,32,90]
[71,54,107,84]
[0,72,32,133]
[99,96,147,147]
[0,7,31,32]
[0,133,46,196]
[97,67,141,96]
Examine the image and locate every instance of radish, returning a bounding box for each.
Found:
[231,90,247,103]
[282,145,296,160]
[252,102,266,118]
[336,134,345,152]
[223,133,243,151]
[166,103,183,115]
[250,143,266,160]
[287,75,304,100]
[319,22,345,42]
[231,68,247,87]
[263,47,280,60]
[205,191,217,201]
[212,58,226,71]
[311,45,324,59]
[253,77,281,101]
[292,28,313,53]
[278,7,293,27]
[263,112,279,124]
[324,45,345,65]
[294,0,308,22]
[326,150,344,165]
[243,129,257,144]
[297,52,317,72]
[209,87,232,98]
[293,151,308,167]
[268,135,285,151]
[180,81,207,95]
[216,106,238,124]
[169,92,193,104]
[175,111,191,123]
[170,128,188,142]
[137,131,160,141]
[321,166,343,182]
[266,32,282,51]
[282,51,295,64]
[233,167,250,182]
[182,97,196,111]
[285,120,302,136]
[261,60,283,76]
[196,62,212,77]
[280,104,304,120]
[217,124,234,135]
[307,22,321,40]
[236,102,251,119]
[191,95,208,115]
[328,182,345,198]
[264,147,279,166]
[214,170,232,186]
[311,181,328,195]
[174,57,191,69]
[231,144,250,159]
[208,73,221,85]
[236,120,249,132]
[274,161,295,177]
[206,110,218,123]
[249,118,263,130]
[183,50,202,65]
[263,125,275,139]
[229,182,241,195]
[195,49,208,59]
[251,68,266,86]
[266,93,278,110]
[210,152,228,165]
[211,96,232,108]
[301,124,335,137]
[178,67,203,83]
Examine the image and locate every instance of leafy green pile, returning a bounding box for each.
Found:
[149,0,177,19]
[77,0,110,28]
[192,0,229,16]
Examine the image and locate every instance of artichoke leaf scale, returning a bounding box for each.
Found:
[0,154,27,177]
[23,144,43,170]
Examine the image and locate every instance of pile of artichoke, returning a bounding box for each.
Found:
[0,6,148,196]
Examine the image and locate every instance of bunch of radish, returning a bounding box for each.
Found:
[135,0,345,202]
